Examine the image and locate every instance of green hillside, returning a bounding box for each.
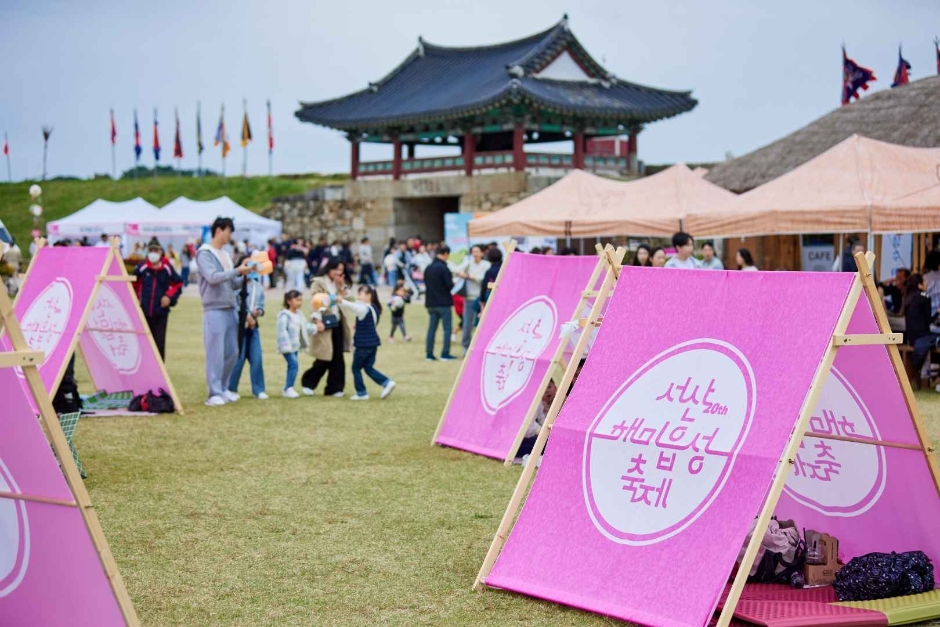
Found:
[0,173,344,248]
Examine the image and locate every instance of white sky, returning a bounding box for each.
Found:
[0,0,937,181]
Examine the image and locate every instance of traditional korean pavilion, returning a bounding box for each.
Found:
[296,16,697,180]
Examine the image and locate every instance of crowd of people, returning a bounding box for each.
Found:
[627,232,759,271]
[12,221,940,403]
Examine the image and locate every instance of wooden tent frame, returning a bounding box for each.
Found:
[0,283,141,626]
[475,250,940,627]
[502,253,607,465]
[13,239,182,413]
[475,243,623,587]
[430,241,610,464]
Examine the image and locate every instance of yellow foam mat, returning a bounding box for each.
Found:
[835,590,940,626]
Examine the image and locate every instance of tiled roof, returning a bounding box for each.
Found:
[296,17,696,132]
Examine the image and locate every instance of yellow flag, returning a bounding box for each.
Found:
[241,112,252,148]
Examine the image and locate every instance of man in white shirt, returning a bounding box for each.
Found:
[664,232,702,269]
[699,242,724,270]
[95,233,111,247]
[454,244,491,352]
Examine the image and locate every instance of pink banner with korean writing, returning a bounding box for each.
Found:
[435,253,598,460]
[79,255,174,397]
[0,246,110,396]
[0,361,126,625]
[486,267,857,627]
[776,294,940,571]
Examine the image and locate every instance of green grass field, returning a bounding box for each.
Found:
[0,174,342,251]
[70,292,940,626]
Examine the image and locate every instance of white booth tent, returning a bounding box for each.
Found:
[148,196,282,249]
[48,196,283,253]
[47,198,161,246]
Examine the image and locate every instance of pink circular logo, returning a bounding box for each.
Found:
[87,285,142,375]
[783,367,886,516]
[0,457,30,597]
[18,278,73,363]
[583,340,756,545]
[480,296,557,415]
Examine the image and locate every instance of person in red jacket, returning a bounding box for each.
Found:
[134,238,183,359]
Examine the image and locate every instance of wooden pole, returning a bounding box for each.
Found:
[474,243,624,591]
[503,254,606,465]
[431,240,517,445]
[0,285,141,626]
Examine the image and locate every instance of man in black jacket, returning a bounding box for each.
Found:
[423,245,456,361]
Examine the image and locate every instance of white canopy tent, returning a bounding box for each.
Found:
[151,196,282,249]
[47,198,161,246]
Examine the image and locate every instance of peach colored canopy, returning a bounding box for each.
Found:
[468,164,736,237]
[685,135,940,237]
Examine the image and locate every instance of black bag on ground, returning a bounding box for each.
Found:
[52,355,83,414]
[129,389,175,413]
[833,551,934,601]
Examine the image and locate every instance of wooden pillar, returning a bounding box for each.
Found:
[627,129,639,173]
[463,133,476,176]
[392,137,402,180]
[512,122,525,172]
[350,140,360,180]
[573,131,585,169]
[406,143,415,160]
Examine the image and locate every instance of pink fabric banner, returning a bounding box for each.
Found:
[0,363,125,625]
[0,246,110,395]
[79,255,173,397]
[777,295,940,568]
[435,253,598,459]
[487,267,856,627]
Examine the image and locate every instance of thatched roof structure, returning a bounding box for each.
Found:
[706,75,940,193]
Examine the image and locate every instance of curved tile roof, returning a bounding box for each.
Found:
[296,17,696,132]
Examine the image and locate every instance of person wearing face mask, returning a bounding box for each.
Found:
[134,237,184,360]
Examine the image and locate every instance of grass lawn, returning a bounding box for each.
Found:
[71,291,940,626]
[0,174,342,251]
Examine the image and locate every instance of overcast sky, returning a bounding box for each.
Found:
[1,0,937,181]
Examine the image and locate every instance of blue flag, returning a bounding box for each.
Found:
[133,110,142,161]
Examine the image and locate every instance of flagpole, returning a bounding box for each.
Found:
[5,133,11,182]
[175,106,181,178]
[267,99,273,178]
[242,98,248,178]
[197,101,203,179]
[221,103,226,178]
[110,109,117,181]
[153,107,158,179]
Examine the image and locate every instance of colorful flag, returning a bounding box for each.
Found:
[842,47,876,106]
[153,108,161,162]
[133,109,142,162]
[110,109,117,145]
[3,134,8,157]
[214,105,231,158]
[241,110,252,148]
[267,100,273,154]
[173,108,183,159]
[891,46,911,88]
[196,102,204,155]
